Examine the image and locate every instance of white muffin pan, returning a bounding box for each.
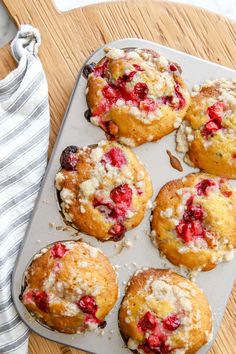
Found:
[12,38,236,354]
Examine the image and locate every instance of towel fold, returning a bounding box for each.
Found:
[0,25,49,353]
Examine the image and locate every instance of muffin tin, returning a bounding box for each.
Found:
[12,38,236,354]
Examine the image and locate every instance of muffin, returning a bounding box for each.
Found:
[119,268,212,354]
[151,173,236,271]
[176,78,236,178]
[55,140,153,241]
[21,240,118,333]
[85,47,190,147]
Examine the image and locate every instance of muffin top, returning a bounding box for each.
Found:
[151,173,236,271]
[86,47,190,146]
[21,240,118,333]
[176,78,236,178]
[119,268,212,354]
[56,140,153,241]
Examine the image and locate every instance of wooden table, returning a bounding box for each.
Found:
[0,0,235,353]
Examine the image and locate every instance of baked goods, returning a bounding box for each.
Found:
[86,47,190,147]
[21,240,118,333]
[119,268,212,354]
[176,78,236,178]
[55,140,153,241]
[151,173,236,271]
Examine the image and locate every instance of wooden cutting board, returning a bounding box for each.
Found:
[0,0,235,353]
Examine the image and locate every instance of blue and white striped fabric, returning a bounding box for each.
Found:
[0,25,49,353]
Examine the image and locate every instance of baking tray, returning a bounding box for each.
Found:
[12,38,236,354]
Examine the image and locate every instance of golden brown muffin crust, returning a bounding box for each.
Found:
[151,173,236,271]
[86,48,190,147]
[176,79,236,178]
[21,241,118,333]
[55,141,153,241]
[119,268,212,354]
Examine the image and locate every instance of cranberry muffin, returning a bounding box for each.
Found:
[151,173,236,271]
[55,141,153,241]
[86,47,190,147]
[21,241,118,333]
[176,78,236,178]
[119,269,212,354]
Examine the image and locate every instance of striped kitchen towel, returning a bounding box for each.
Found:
[0,25,49,353]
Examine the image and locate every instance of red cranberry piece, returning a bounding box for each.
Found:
[141,98,157,112]
[182,211,191,222]
[94,59,109,77]
[102,85,120,99]
[183,204,203,222]
[93,197,127,222]
[138,343,153,354]
[169,63,178,71]
[146,334,161,348]
[102,147,127,168]
[137,311,157,332]
[51,242,68,258]
[133,64,144,71]
[189,205,203,220]
[110,183,132,207]
[110,205,127,220]
[155,343,170,354]
[33,290,49,313]
[93,197,104,208]
[196,179,216,196]
[233,153,236,160]
[139,332,169,354]
[207,102,225,120]
[60,145,78,171]
[176,220,205,242]
[203,119,222,137]
[162,96,173,106]
[146,334,168,352]
[175,85,186,110]
[162,314,180,331]
[202,102,225,137]
[134,82,149,100]
[108,224,126,239]
[116,79,137,101]
[93,99,110,116]
[176,221,194,243]
[77,295,98,315]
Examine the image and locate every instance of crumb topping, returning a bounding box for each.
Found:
[157,177,235,266]
[56,141,151,239]
[87,48,187,138]
[22,241,116,333]
[177,79,236,165]
[123,273,208,354]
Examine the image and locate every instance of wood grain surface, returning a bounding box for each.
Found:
[0,0,235,353]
